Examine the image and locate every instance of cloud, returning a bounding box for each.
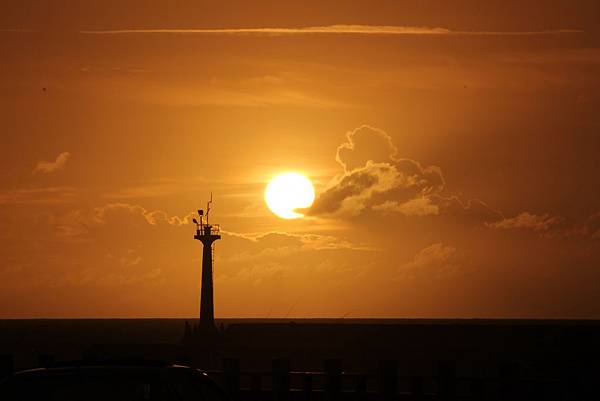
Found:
[0,187,77,205]
[236,262,285,287]
[310,125,445,217]
[96,267,164,288]
[496,48,600,65]
[435,197,503,224]
[85,73,351,109]
[589,213,600,239]
[373,197,439,217]
[551,212,600,240]
[0,29,36,33]
[33,152,71,174]
[57,265,165,288]
[105,184,183,199]
[310,161,400,215]
[309,125,509,226]
[214,230,377,294]
[103,179,192,199]
[81,25,582,36]
[92,203,195,227]
[216,231,374,274]
[487,212,562,232]
[397,243,466,279]
[221,230,374,253]
[336,125,398,172]
[49,202,196,240]
[484,211,600,241]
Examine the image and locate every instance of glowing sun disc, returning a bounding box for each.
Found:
[265,172,315,219]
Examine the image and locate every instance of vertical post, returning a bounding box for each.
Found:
[379,360,398,400]
[437,361,456,401]
[411,376,424,401]
[250,372,262,401]
[564,363,586,401]
[302,374,313,401]
[183,321,192,339]
[0,354,13,379]
[353,374,367,400]
[324,359,342,401]
[38,353,54,368]
[223,358,240,401]
[578,359,595,401]
[499,361,520,401]
[272,358,290,401]
[471,378,485,401]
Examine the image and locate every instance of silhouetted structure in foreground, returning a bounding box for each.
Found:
[1,319,600,400]
[192,197,221,333]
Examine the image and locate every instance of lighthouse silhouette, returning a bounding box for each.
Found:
[193,194,220,331]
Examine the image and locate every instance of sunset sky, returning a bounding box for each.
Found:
[1,1,599,318]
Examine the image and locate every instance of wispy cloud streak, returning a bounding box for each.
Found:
[0,29,36,33]
[81,25,582,36]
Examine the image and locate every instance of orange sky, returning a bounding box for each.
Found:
[1,1,599,318]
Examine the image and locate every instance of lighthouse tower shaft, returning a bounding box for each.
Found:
[194,224,220,328]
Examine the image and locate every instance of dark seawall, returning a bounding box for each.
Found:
[1,318,599,376]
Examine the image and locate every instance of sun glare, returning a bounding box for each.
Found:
[265,172,315,219]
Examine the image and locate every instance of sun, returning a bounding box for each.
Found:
[265,172,315,219]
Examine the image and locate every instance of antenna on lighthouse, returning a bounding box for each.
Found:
[206,192,213,226]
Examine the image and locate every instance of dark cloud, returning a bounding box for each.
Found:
[396,243,469,280]
[484,210,600,242]
[589,213,600,239]
[541,212,600,240]
[487,212,562,232]
[310,161,396,215]
[435,197,503,224]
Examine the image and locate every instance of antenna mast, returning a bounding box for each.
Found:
[206,192,213,226]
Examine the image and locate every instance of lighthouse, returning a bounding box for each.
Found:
[193,195,220,330]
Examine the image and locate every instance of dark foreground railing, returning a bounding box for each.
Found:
[0,354,13,380]
[205,358,587,401]
[0,353,594,400]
